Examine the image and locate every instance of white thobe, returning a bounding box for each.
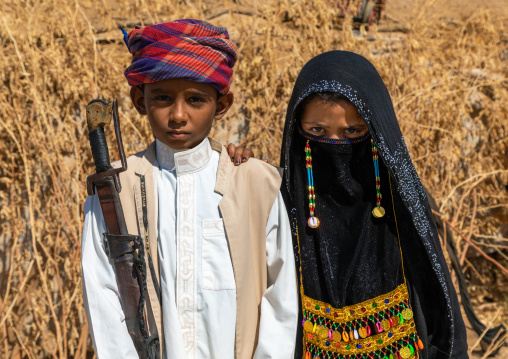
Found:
[82,138,298,359]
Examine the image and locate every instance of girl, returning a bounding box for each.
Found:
[280,51,468,359]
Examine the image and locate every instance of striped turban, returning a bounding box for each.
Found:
[124,19,238,94]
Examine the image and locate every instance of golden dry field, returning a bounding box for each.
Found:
[0,0,507,358]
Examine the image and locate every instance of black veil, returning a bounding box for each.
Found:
[280,51,468,358]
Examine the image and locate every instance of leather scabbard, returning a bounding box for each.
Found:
[94,175,145,355]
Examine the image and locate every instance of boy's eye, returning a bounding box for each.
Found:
[188,96,206,104]
[154,95,172,102]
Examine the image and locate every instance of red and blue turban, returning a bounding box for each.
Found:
[124,19,238,95]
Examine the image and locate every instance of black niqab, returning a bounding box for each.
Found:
[281,51,468,359]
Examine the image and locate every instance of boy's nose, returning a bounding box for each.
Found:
[170,101,187,123]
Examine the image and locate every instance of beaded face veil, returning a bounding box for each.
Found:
[298,125,385,228]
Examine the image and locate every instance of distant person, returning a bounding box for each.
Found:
[236,50,468,358]
[81,19,298,359]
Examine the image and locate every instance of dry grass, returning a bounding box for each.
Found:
[0,0,506,357]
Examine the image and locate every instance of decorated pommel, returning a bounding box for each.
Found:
[87,99,114,173]
[85,98,128,196]
[87,99,113,132]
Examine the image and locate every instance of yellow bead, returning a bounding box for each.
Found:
[332,331,342,342]
[318,325,328,338]
[304,321,313,332]
[402,308,413,320]
[381,319,391,331]
[399,347,411,359]
[372,206,386,218]
[358,327,368,338]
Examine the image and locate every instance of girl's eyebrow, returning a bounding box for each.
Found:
[347,123,368,128]
[302,120,328,126]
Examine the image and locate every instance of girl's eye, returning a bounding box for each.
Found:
[310,127,325,135]
[344,127,365,135]
[344,127,359,134]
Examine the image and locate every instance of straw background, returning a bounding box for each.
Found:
[0,0,506,357]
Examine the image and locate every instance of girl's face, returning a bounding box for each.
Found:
[300,97,368,140]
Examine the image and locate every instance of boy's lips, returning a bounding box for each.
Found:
[168,131,190,139]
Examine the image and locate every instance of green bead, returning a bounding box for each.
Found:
[377,339,383,344]
[346,345,351,350]
[315,305,320,310]
[372,302,377,308]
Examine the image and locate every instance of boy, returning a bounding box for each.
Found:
[81,19,298,359]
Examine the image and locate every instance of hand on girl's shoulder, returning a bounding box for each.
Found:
[226,143,268,166]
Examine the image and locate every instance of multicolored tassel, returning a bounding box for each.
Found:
[371,139,385,218]
[305,140,320,228]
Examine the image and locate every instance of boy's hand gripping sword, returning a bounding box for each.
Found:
[86,99,149,357]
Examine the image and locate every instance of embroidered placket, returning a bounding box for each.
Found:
[176,173,197,358]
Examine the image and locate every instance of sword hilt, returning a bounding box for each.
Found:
[87,99,114,172]
[86,99,128,196]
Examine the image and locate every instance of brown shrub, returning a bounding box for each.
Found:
[0,0,506,357]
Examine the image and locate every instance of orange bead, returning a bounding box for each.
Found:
[418,339,424,349]
[306,351,311,359]
[342,331,350,342]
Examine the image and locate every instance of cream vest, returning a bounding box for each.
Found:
[114,138,282,359]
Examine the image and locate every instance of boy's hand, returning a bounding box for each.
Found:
[227,143,256,166]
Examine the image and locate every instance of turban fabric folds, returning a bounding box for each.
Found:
[124,19,238,95]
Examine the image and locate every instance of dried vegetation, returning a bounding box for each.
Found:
[0,0,506,357]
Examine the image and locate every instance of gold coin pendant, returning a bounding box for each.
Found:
[372,206,386,218]
[402,308,414,320]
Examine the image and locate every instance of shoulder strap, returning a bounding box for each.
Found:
[140,175,161,303]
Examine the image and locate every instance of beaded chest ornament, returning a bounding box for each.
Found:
[297,174,424,359]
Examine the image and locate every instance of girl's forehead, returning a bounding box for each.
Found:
[301,98,364,121]
[293,81,372,126]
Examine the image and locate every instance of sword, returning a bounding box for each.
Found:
[86,99,146,356]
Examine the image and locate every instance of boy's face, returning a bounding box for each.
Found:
[300,98,368,140]
[131,79,234,149]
